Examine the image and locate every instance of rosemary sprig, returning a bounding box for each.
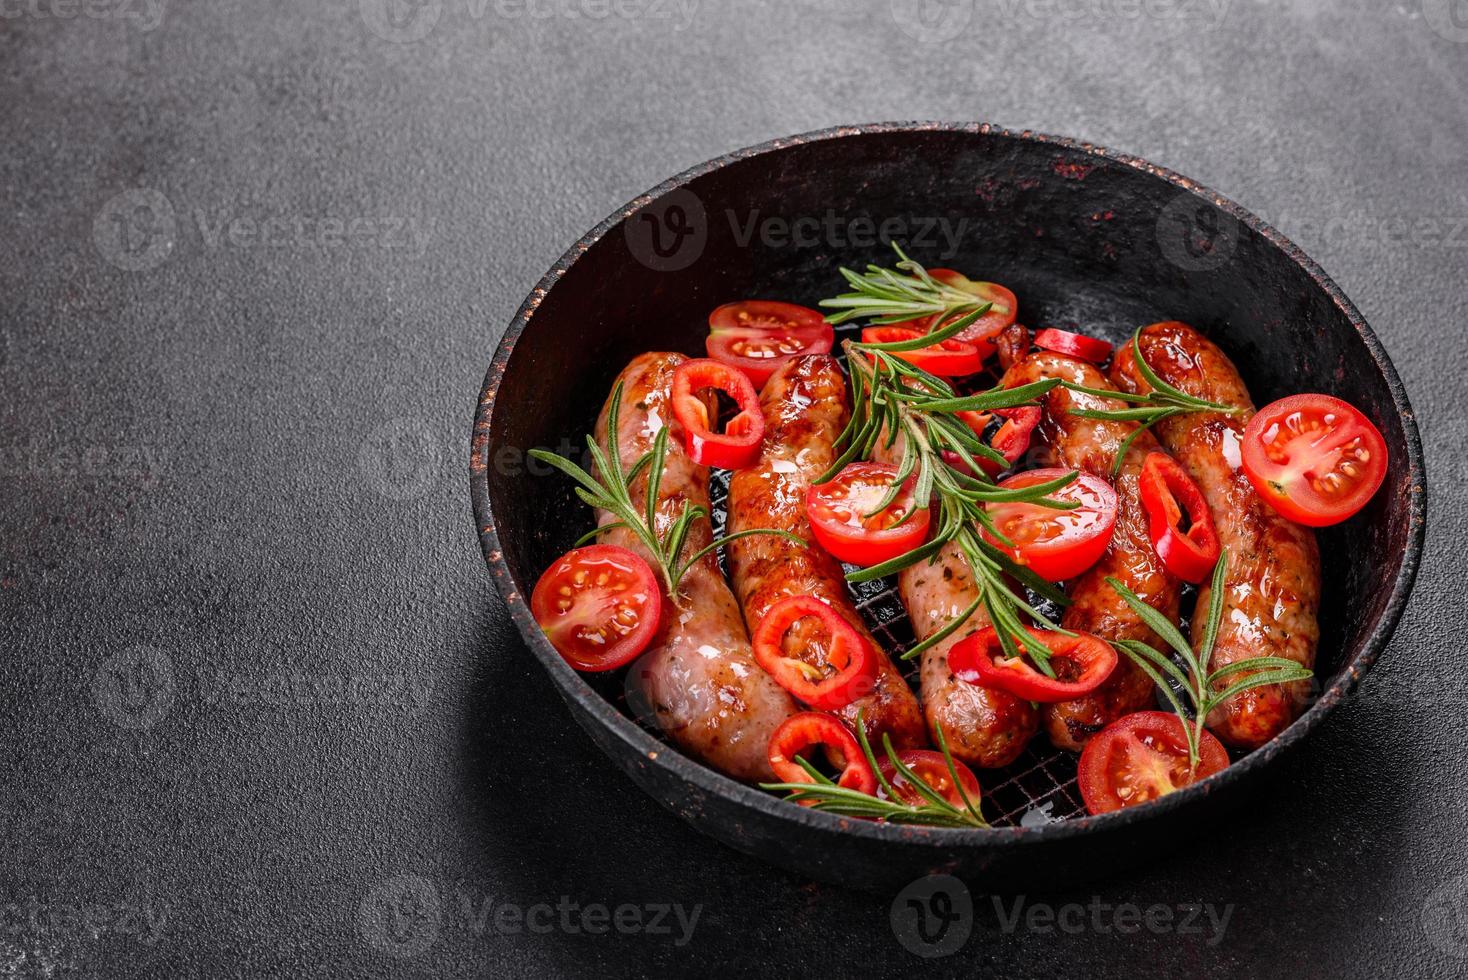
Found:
[1060,325,1240,477]
[821,324,1076,670]
[759,711,988,828]
[1106,547,1314,770]
[529,381,800,601]
[819,243,1009,328]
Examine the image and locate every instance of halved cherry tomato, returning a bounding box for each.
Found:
[927,269,1017,361]
[1033,327,1113,364]
[860,325,984,377]
[981,468,1118,581]
[1138,452,1220,583]
[670,358,765,469]
[706,300,834,389]
[942,406,1043,478]
[751,596,877,710]
[767,712,877,795]
[1078,711,1230,815]
[877,750,983,810]
[805,462,931,567]
[1240,394,1388,527]
[530,544,663,672]
[949,625,1118,703]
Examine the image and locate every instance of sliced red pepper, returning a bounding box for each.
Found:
[1138,452,1220,584]
[949,625,1118,703]
[860,325,983,377]
[767,712,877,796]
[941,405,1042,478]
[670,358,765,469]
[751,596,877,711]
[1034,327,1113,364]
[927,269,1017,362]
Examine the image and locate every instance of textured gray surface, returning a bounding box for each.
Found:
[1,0,1464,976]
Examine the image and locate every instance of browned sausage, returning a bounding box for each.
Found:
[726,354,928,750]
[867,443,1039,768]
[593,352,798,780]
[1111,322,1320,749]
[1000,349,1183,751]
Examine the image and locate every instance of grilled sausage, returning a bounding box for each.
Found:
[1000,347,1183,751]
[594,352,798,780]
[867,443,1039,768]
[1111,321,1320,749]
[726,355,927,750]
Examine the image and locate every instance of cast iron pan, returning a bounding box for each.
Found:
[470,123,1425,892]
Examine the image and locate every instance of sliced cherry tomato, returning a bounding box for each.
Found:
[767,712,877,796]
[670,358,765,469]
[530,545,663,672]
[942,406,1043,478]
[1138,452,1220,583]
[860,325,984,377]
[706,300,834,389]
[1033,327,1113,364]
[981,468,1118,581]
[751,596,877,710]
[1240,394,1388,527]
[949,625,1118,703]
[805,462,932,567]
[1078,711,1230,815]
[877,750,983,810]
[927,269,1017,361]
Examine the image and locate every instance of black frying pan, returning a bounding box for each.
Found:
[470,123,1425,892]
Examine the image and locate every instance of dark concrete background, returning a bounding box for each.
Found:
[2,0,1465,976]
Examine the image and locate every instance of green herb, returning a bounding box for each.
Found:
[529,381,800,600]
[819,243,1007,328]
[759,711,988,828]
[1060,325,1239,477]
[1106,548,1314,770]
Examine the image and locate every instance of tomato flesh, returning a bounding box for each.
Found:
[949,625,1118,702]
[706,300,833,388]
[860,325,983,377]
[1078,711,1229,815]
[767,712,877,796]
[805,462,931,567]
[530,545,663,672]
[670,358,765,469]
[1240,394,1387,527]
[1138,451,1220,583]
[877,750,983,810]
[982,468,1118,581]
[927,269,1016,361]
[751,595,876,711]
[1033,327,1113,364]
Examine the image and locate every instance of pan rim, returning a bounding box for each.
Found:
[469,121,1427,846]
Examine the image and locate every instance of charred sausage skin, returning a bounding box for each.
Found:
[726,355,928,750]
[593,352,798,781]
[1000,348,1182,751]
[867,443,1039,768]
[1111,322,1320,749]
